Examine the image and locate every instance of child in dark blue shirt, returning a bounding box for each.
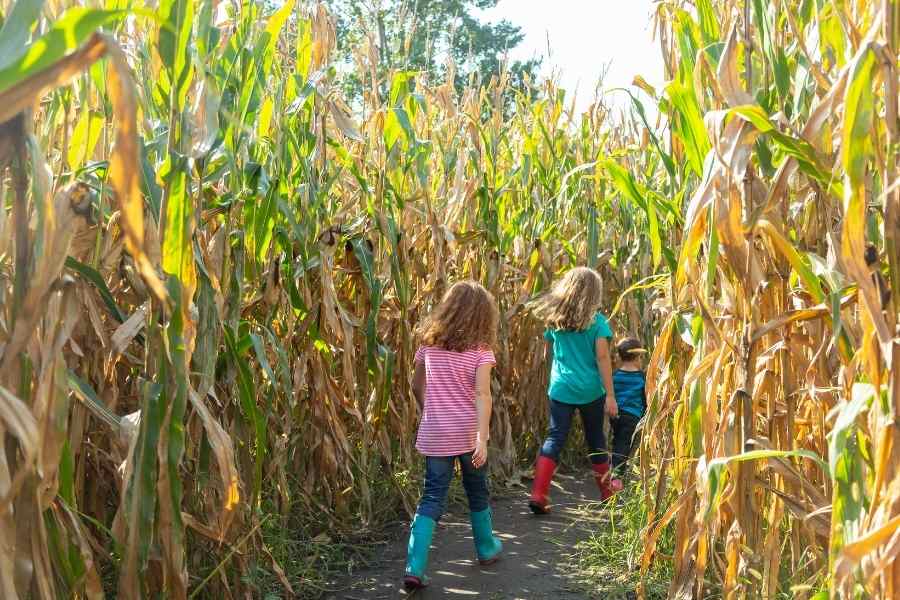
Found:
[609,337,647,489]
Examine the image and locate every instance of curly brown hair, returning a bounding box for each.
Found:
[416,280,499,352]
[539,267,603,332]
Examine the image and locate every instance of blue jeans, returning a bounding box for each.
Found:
[540,398,609,465]
[416,453,490,521]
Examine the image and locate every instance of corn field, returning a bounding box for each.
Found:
[0,0,897,598]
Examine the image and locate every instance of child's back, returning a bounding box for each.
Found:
[544,313,612,404]
[612,368,646,418]
[414,346,495,456]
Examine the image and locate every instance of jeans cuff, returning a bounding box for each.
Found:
[539,448,560,461]
[416,506,442,522]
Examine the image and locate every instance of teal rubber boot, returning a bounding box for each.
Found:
[470,508,502,565]
[404,514,435,589]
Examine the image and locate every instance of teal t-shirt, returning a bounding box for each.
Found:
[544,313,613,405]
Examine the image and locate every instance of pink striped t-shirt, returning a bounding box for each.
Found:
[413,346,496,457]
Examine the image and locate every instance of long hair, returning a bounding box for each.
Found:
[416,280,499,352]
[539,267,603,332]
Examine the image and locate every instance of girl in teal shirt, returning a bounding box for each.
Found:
[529,267,618,514]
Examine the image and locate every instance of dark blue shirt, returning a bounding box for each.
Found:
[613,369,646,418]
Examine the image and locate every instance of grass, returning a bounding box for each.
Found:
[247,505,402,599]
[226,463,421,599]
[570,474,673,600]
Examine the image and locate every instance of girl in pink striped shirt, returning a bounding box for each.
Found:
[403,281,503,590]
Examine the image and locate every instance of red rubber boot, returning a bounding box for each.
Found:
[529,456,557,515]
[592,461,616,501]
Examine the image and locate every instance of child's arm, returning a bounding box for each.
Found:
[641,373,648,413]
[412,360,426,410]
[472,363,493,468]
[595,338,618,418]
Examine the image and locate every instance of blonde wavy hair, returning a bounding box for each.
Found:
[416,281,499,352]
[539,267,603,331]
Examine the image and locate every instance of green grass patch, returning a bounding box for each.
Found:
[570,477,673,599]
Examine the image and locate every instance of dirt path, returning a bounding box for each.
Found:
[325,471,606,600]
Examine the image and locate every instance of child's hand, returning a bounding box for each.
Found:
[472,439,488,469]
[605,395,619,418]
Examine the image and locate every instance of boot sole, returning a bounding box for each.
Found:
[528,500,551,515]
[403,575,427,591]
[478,555,500,566]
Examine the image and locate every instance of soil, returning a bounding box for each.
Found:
[324,471,607,600]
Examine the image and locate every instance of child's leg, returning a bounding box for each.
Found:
[579,398,609,466]
[611,413,641,476]
[530,399,575,513]
[460,453,490,513]
[580,398,615,500]
[416,456,454,521]
[539,399,576,462]
[460,453,502,563]
[405,456,454,587]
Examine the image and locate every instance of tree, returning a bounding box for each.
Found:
[325,0,540,103]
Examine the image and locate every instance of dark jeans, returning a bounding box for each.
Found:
[539,398,608,465]
[416,453,490,521]
[610,412,641,473]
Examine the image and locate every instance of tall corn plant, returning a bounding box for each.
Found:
[637,0,900,597]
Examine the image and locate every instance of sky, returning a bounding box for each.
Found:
[480,0,665,115]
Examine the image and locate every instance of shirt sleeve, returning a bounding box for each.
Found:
[477,349,497,368]
[543,329,552,342]
[414,347,425,364]
[594,314,613,340]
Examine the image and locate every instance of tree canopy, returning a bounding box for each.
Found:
[326,0,540,101]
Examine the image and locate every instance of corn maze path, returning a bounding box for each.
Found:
[325,471,606,600]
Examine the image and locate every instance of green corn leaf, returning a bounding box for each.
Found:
[224,325,266,507]
[389,70,415,107]
[250,333,276,386]
[731,105,834,190]
[121,381,163,593]
[647,198,662,268]
[263,327,295,403]
[67,109,103,168]
[841,47,877,188]
[0,0,46,71]
[688,380,703,458]
[757,220,826,303]
[695,0,720,44]
[828,383,877,556]
[618,87,676,180]
[0,7,124,94]
[67,370,122,431]
[295,17,313,79]
[192,269,220,395]
[672,9,701,76]
[65,257,126,323]
[158,0,193,105]
[249,184,277,264]
[665,79,710,177]
[58,439,76,506]
[261,0,294,74]
[161,157,197,292]
[159,279,189,593]
[603,159,646,209]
